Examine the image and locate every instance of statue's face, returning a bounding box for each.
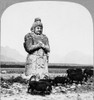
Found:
[34,26,42,35]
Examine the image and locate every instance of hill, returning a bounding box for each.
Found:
[1,46,26,62]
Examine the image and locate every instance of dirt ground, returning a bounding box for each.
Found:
[1,87,94,100]
[0,73,94,100]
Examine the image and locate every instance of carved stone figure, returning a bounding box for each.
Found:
[23,18,50,79]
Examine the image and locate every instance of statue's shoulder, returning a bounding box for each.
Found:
[42,34,48,39]
[25,32,34,37]
[24,32,34,40]
[42,34,49,42]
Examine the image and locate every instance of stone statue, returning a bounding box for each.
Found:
[23,18,50,79]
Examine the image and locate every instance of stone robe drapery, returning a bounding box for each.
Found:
[24,32,50,78]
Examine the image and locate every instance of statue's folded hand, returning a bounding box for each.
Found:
[38,41,44,47]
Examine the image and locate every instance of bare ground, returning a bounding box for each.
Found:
[0,73,94,100]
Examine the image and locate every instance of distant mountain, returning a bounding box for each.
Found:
[63,51,93,65]
[1,46,26,62]
[0,55,19,62]
[1,46,93,65]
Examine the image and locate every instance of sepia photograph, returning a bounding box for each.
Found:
[0,0,94,100]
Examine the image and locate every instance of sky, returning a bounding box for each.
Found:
[1,1,93,64]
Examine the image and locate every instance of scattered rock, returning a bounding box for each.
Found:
[1,82,10,89]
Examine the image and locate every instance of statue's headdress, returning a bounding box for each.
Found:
[30,18,43,32]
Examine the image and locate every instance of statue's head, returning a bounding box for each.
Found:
[30,18,43,35]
